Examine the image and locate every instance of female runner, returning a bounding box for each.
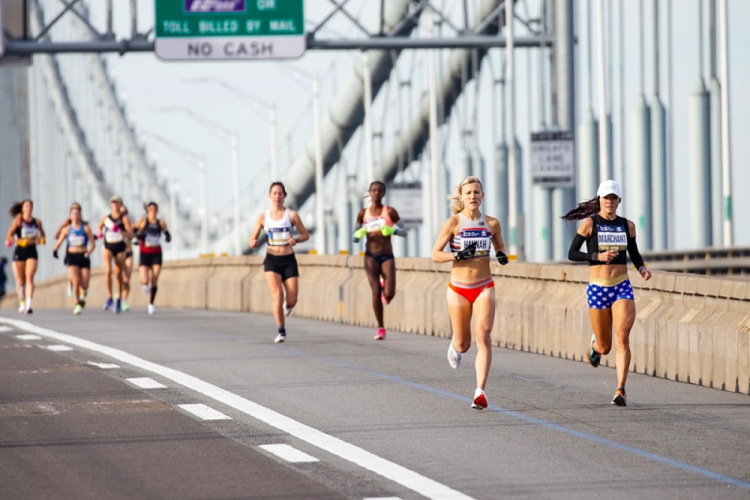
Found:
[97,195,133,314]
[133,202,171,315]
[53,204,96,314]
[564,180,652,407]
[54,202,83,301]
[431,176,508,410]
[249,182,310,343]
[5,200,46,314]
[352,181,407,340]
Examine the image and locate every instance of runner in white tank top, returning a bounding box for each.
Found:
[431,176,509,410]
[249,182,310,343]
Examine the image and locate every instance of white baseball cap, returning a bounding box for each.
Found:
[597,180,621,198]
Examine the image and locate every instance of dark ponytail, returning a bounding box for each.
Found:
[9,202,23,218]
[561,196,600,221]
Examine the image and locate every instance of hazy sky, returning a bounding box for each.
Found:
[85,0,749,258]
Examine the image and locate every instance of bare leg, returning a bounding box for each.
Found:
[12,261,26,304]
[113,253,126,299]
[588,308,614,355]
[25,259,37,299]
[103,249,113,298]
[67,266,80,306]
[447,287,473,353]
[612,299,636,389]
[380,258,396,303]
[265,272,284,327]
[282,276,298,309]
[471,286,496,391]
[364,257,384,327]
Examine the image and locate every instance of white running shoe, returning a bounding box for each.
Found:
[471,388,488,410]
[142,285,150,295]
[18,301,25,314]
[148,304,155,315]
[284,305,293,317]
[447,340,462,369]
[274,333,286,343]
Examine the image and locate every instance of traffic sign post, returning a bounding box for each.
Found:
[530,130,575,188]
[155,0,305,61]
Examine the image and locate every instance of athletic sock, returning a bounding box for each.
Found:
[278,326,286,335]
[150,286,158,305]
[25,298,33,311]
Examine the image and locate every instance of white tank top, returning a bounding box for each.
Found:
[449,213,493,258]
[264,208,293,246]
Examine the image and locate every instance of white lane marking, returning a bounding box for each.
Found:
[45,345,73,351]
[364,497,404,500]
[259,444,319,463]
[178,403,231,421]
[87,361,120,369]
[16,334,41,340]
[127,377,167,389]
[0,326,14,332]
[0,317,475,500]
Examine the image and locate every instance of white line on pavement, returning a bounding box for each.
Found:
[45,345,73,351]
[16,334,41,340]
[127,377,167,389]
[0,326,14,332]
[259,444,319,463]
[363,497,404,500]
[178,403,231,421]
[0,317,475,500]
[87,361,120,369]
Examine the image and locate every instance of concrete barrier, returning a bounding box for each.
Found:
[2,256,748,395]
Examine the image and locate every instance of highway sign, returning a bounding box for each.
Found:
[530,130,575,187]
[155,0,306,61]
[388,182,423,225]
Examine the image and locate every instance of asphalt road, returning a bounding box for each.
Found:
[1,307,749,500]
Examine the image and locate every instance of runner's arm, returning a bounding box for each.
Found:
[568,218,596,262]
[54,219,71,239]
[431,217,459,264]
[53,226,69,252]
[5,216,19,245]
[84,224,96,255]
[36,219,46,243]
[289,210,310,244]
[387,207,408,237]
[159,220,172,243]
[249,213,264,248]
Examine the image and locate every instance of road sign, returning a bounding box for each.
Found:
[388,182,423,225]
[155,0,305,61]
[530,130,575,188]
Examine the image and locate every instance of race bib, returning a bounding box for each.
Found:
[364,217,386,232]
[459,229,492,257]
[105,230,123,243]
[145,234,161,247]
[597,225,627,251]
[267,227,290,246]
[68,234,86,247]
[20,226,38,238]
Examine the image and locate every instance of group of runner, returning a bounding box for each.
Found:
[251,177,650,410]
[4,176,650,410]
[4,195,170,316]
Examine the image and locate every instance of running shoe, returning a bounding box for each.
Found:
[586,333,601,368]
[274,333,286,343]
[67,282,73,298]
[102,297,113,311]
[114,299,121,314]
[148,304,155,315]
[73,303,82,315]
[142,285,150,295]
[373,328,386,340]
[25,308,33,315]
[471,388,488,410]
[284,305,294,316]
[611,387,627,407]
[122,300,130,312]
[17,301,25,314]
[447,340,462,369]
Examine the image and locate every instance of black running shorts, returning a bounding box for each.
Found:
[13,245,38,262]
[140,252,163,268]
[66,252,91,269]
[263,253,299,281]
[104,242,127,256]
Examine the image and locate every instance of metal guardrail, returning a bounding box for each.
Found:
[639,246,750,277]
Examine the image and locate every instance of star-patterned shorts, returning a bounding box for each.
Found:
[587,279,634,309]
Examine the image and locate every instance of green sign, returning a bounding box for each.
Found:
[155,0,306,61]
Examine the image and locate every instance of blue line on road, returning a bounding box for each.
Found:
[273,344,750,492]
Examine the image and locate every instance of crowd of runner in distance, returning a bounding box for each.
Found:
[4,177,650,410]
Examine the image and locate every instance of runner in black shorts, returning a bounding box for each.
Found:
[133,202,171,315]
[5,200,45,314]
[53,204,95,315]
[120,203,134,312]
[249,182,310,343]
[352,181,407,340]
[97,195,133,314]
[55,202,86,301]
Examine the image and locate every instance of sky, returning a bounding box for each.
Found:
[79,0,750,259]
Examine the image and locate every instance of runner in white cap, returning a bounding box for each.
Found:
[564,180,652,407]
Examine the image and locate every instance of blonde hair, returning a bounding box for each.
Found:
[448,176,483,214]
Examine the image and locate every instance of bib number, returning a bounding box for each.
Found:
[68,234,86,247]
[145,234,161,247]
[268,227,290,246]
[364,218,385,232]
[597,225,627,251]
[105,231,123,243]
[21,227,37,239]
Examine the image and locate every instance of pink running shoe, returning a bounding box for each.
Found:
[374,328,386,340]
[380,280,390,305]
[471,389,488,410]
